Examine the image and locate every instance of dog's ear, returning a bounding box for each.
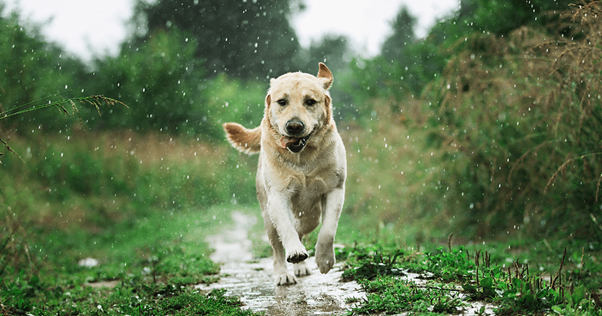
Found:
[317,62,333,90]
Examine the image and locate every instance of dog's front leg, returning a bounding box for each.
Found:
[315,187,345,274]
[267,192,309,264]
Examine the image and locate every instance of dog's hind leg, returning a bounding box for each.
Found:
[264,216,298,285]
[315,187,345,274]
[294,262,311,276]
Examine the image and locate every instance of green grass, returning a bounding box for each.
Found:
[340,241,602,315]
[1,125,601,315]
[0,204,263,315]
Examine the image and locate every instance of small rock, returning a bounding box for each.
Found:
[78,257,99,268]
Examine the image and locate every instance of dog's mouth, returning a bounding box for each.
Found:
[279,132,312,153]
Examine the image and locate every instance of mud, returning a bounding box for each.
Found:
[196,212,365,315]
[197,211,498,316]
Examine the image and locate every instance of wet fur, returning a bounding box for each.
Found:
[223,63,346,285]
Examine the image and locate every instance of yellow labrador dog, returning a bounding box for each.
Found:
[223,63,346,286]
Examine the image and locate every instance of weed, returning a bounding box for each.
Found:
[343,242,602,315]
[0,94,127,163]
[0,205,242,315]
[341,246,406,281]
[349,276,465,315]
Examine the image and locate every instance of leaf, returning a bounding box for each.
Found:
[480,277,494,289]
[462,284,477,294]
[570,285,586,306]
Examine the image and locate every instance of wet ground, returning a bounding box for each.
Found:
[196,211,498,316]
[195,211,365,315]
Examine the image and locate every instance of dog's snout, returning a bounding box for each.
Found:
[285,120,304,136]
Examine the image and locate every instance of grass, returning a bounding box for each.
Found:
[0,204,264,315]
[1,94,601,315]
[339,240,602,315]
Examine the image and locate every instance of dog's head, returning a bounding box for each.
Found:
[265,63,334,154]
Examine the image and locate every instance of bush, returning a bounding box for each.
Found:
[0,8,86,131]
[421,4,602,238]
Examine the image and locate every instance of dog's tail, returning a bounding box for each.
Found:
[223,122,261,154]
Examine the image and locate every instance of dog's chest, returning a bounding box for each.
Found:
[287,171,332,213]
[299,174,328,198]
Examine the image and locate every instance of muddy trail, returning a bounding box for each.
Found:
[196,211,497,316]
[196,211,364,315]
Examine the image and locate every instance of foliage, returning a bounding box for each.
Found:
[132,0,303,80]
[381,6,417,64]
[342,242,602,315]
[1,132,258,230]
[3,0,602,314]
[306,35,352,73]
[0,6,87,131]
[452,0,574,37]
[350,276,465,315]
[0,203,257,315]
[421,2,602,238]
[87,30,206,135]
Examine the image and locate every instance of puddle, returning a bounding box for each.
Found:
[196,211,365,315]
[84,280,119,288]
[197,211,497,315]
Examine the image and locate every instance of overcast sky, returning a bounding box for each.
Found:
[4,0,458,63]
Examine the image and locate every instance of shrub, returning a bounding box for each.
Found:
[422,3,602,238]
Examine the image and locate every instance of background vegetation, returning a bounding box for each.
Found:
[1,0,601,314]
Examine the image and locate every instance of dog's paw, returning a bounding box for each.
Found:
[315,242,335,274]
[294,261,311,277]
[275,272,297,286]
[286,248,308,264]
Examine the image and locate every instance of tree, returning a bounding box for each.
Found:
[297,34,352,76]
[437,0,575,40]
[381,6,417,63]
[0,5,87,132]
[132,0,304,80]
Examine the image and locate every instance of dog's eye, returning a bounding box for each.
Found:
[277,99,287,106]
[305,99,317,106]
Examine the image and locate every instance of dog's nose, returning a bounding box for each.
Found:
[285,120,305,136]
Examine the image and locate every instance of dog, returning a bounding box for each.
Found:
[223,63,346,285]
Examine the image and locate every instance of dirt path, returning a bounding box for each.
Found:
[196,211,365,315]
[196,211,499,315]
